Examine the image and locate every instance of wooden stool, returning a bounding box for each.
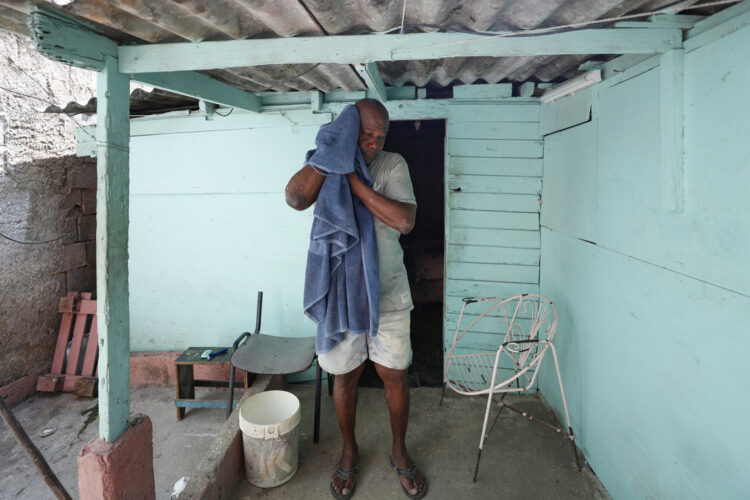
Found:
[175,347,249,420]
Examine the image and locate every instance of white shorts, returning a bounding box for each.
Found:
[317,313,412,375]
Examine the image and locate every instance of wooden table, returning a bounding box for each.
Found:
[174,346,250,420]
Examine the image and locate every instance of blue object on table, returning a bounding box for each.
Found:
[208,348,228,360]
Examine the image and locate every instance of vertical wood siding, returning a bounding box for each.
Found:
[444,102,542,355]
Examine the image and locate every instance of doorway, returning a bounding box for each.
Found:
[359,119,446,388]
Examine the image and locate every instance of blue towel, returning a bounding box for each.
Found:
[303,105,379,354]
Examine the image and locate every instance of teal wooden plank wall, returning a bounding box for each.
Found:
[537,17,750,500]
[444,102,541,357]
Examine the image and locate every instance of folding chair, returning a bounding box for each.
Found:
[442,294,580,481]
[226,292,328,443]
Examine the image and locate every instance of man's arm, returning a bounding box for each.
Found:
[346,172,416,235]
[285,165,325,211]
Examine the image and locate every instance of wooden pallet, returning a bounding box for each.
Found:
[37,292,99,397]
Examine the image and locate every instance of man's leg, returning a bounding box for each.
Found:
[374,363,426,496]
[319,332,368,497]
[331,363,365,496]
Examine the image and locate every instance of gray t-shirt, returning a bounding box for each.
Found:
[367,151,417,317]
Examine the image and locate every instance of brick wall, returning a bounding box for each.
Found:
[64,157,97,293]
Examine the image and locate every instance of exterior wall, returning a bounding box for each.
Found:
[537,19,750,499]
[128,112,330,350]
[125,100,542,354]
[0,29,97,395]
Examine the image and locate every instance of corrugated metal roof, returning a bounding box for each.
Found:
[43,88,198,116]
[0,0,732,94]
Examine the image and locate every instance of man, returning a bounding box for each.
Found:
[285,99,427,499]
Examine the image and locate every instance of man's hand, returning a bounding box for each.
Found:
[347,172,416,235]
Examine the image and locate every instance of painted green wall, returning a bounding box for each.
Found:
[129,118,327,350]
[538,19,750,500]
[122,10,750,496]
[128,100,543,356]
[444,104,542,355]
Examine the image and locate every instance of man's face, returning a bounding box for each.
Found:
[357,106,389,165]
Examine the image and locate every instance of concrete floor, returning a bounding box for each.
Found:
[0,386,229,499]
[234,385,610,500]
[1,384,609,500]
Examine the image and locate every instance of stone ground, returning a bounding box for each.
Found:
[1,386,229,499]
[1,385,610,500]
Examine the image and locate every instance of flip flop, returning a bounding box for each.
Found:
[330,463,358,500]
[389,456,427,499]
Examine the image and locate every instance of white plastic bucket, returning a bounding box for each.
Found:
[239,390,301,488]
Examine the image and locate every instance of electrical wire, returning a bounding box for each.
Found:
[213,107,233,117]
[0,84,92,245]
[399,0,408,34]
[0,84,97,143]
[389,0,743,55]
[0,231,68,245]
[0,84,57,106]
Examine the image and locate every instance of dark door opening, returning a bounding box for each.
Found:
[359,119,446,388]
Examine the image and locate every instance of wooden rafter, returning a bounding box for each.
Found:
[117,28,683,74]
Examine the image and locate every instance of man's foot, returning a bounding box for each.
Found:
[330,448,358,499]
[389,454,427,499]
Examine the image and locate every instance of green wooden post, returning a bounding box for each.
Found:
[96,54,131,442]
[660,48,684,211]
[30,4,134,443]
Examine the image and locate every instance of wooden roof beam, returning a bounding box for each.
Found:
[354,62,387,102]
[28,6,260,112]
[117,28,683,74]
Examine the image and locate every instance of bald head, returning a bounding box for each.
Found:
[355,98,389,126]
[354,99,389,165]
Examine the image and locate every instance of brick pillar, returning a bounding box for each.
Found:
[78,414,155,500]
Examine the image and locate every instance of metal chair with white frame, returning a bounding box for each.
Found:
[441,293,581,481]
